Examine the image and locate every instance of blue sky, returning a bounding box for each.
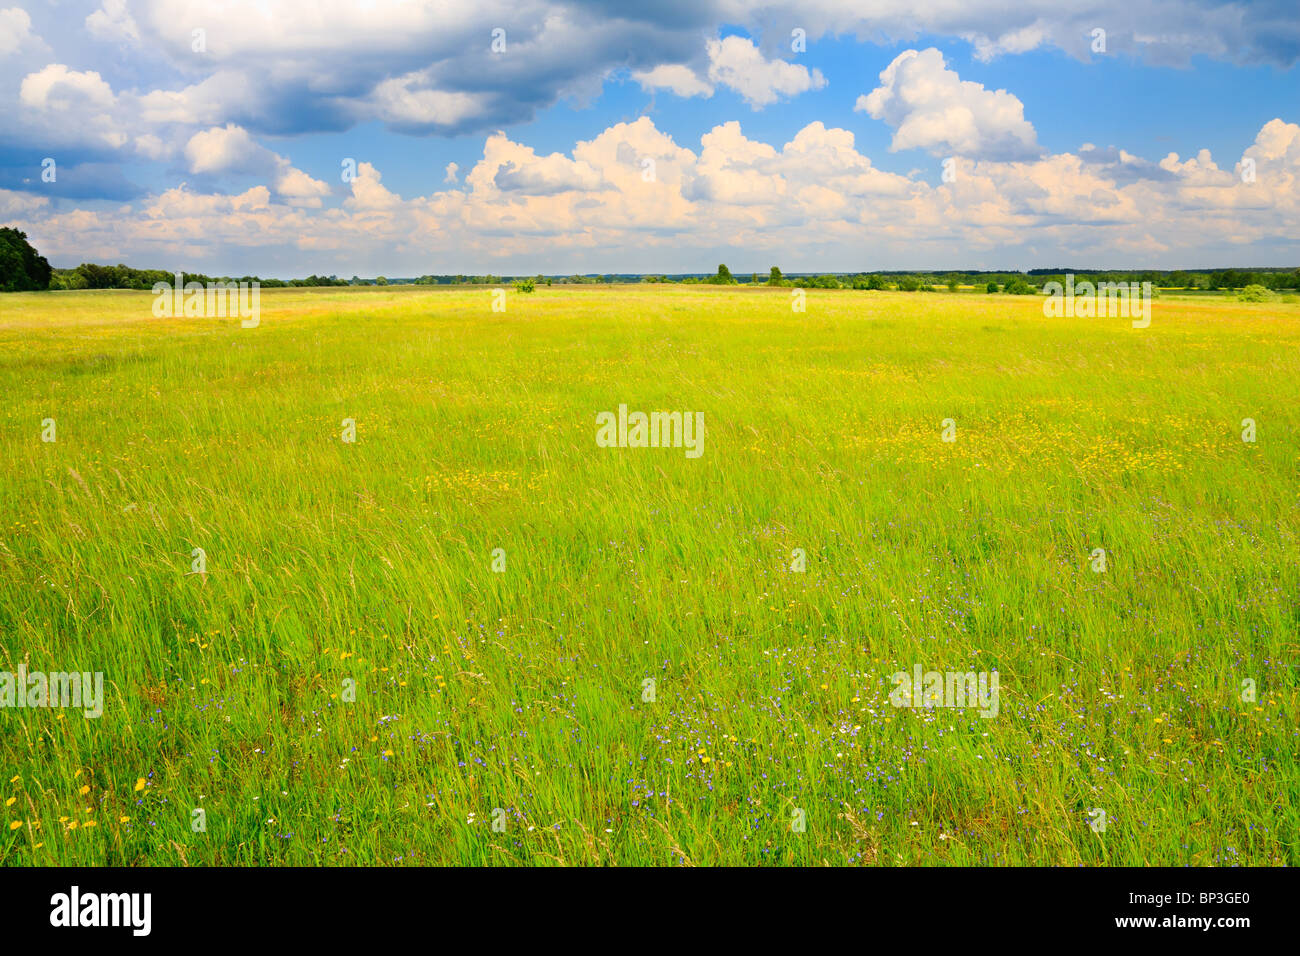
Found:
[1,1,1297,276]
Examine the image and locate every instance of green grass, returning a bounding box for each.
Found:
[0,284,1296,866]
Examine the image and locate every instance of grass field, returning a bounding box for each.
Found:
[0,284,1296,866]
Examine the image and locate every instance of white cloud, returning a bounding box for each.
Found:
[0,188,49,218]
[0,6,36,55]
[20,64,116,111]
[183,123,331,207]
[856,48,1041,161]
[706,35,825,108]
[965,22,1050,61]
[473,135,605,196]
[344,161,404,212]
[631,64,714,99]
[85,0,140,44]
[273,164,331,208]
[443,163,459,184]
[134,134,171,160]
[369,73,490,132]
[184,124,274,176]
[18,64,126,149]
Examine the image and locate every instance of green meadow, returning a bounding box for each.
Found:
[0,284,1295,866]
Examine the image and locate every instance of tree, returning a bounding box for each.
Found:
[946,276,960,292]
[769,266,783,285]
[986,281,999,293]
[376,276,388,285]
[0,227,52,291]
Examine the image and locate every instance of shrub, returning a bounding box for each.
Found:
[986,281,999,293]
[1237,284,1273,302]
[514,278,536,293]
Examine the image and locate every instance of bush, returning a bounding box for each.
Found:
[897,276,921,292]
[1004,277,1036,295]
[1237,284,1273,302]
[514,278,536,293]
[986,281,999,293]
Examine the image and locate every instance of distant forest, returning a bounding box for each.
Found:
[3,228,1298,294]
[37,263,1300,293]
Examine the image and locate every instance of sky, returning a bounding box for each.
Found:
[0,0,1297,277]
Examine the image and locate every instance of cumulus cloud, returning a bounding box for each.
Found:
[272,164,331,208]
[20,63,116,111]
[85,0,140,44]
[0,187,49,218]
[18,64,126,149]
[632,64,715,99]
[184,124,273,176]
[0,5,37,55]
[492,147,605,195]
[368,73,491,134]
[183,124,330,206]
[856,48,1041,161]
[706,35,825,108]
[10,114,1295,274]
[10,1,1293,155]
[4,3,1297,272]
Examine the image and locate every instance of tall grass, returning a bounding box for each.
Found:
[0,285,1295,865]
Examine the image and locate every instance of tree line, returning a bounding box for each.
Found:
[2,230,1297,293]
